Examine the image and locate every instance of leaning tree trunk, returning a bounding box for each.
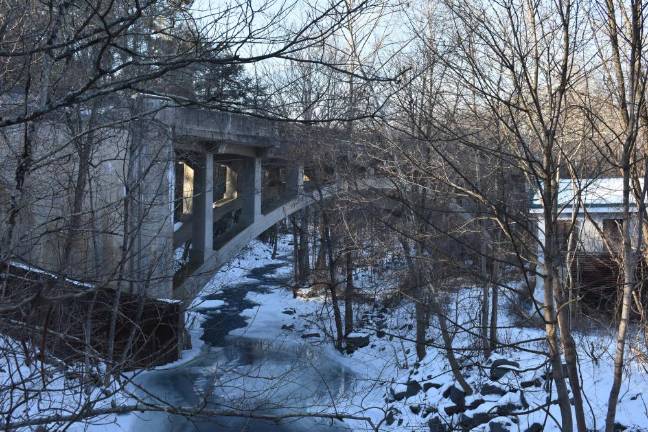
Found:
[433,298,472,395]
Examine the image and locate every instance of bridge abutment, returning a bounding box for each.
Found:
[130,99,174,299]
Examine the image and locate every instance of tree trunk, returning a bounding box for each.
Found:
[489,238,499,353]
[415,297,428,361]
[321,212,344,348]
[489,276,498,354]
[271,225,278,259]
[606,160,637,432]
[480,241,490,356]
[434,301,472,395]
[344,251,354,336]
[543,169,574,432]
[291,215,299,297]
[299,208,310,284]
[544,236,574,432]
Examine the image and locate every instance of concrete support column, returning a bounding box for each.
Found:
[224,166,238,200]
[238,157,262,225]
[190,152,214,264]
[287,165,304,198]
[129,97,174,299]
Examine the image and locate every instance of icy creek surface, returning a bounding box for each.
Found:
[127,248,354,432]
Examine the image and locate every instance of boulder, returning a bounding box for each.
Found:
[521,378,542,388]
[458,413,495,429]
[489,421,511,432]
[444,404,466,416]
[519,390,529,409]
[490,359,520,381]
[480,383,507,396]
[524,423,543,432]
[409,404,421,415]
[301,332,320,339]
[281,324,295,331]
[428,416,447,432]
[346,332,370,350]
[423,382,442,392]
[424,406,438,417]
[281,308,296,315]
[385,407,401,426]
[466,398,485,410]
[392,380,422,401]
[442,384,466,407]
[496,402,521,416]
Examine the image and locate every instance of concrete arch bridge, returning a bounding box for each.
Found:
[133,97,386,304]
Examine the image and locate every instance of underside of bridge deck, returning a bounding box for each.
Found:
[170,148,307,298]
[131,96,378,303]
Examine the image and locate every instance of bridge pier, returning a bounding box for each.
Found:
[287,165,304,198]
[190,152,214,265]
[238,157,262,225]
[224,166,238,200]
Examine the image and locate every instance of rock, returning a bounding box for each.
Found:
[458,413,495,429]
[376,330,386,338]
[466,398,485,410]
[301,332,320,339]
[480,383,507,396]
[409,404,421,415]
[524,423,543,432]
[385,407,401,426]
[521,378,542,388]
[428,416,447,432]
[423,382,442,392]
[490,359,520,381]
[496,403,521,416]
[424,406,438,417]
[346,332,370,349]
[281,324,295,331]
[281,308,296,315]
[520,390,529,409]
[442,385,466,407]
[385,411,395,426]
[444,404,465,416]
[614,423,628,432]
[489,420,511,432]
[392,380,422,401]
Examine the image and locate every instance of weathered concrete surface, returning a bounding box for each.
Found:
[157,105,306,151]
[174,185,336,302]
[173,177,391,302]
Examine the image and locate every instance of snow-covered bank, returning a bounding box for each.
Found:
[12,234,648,432]
[213,240,648,431]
